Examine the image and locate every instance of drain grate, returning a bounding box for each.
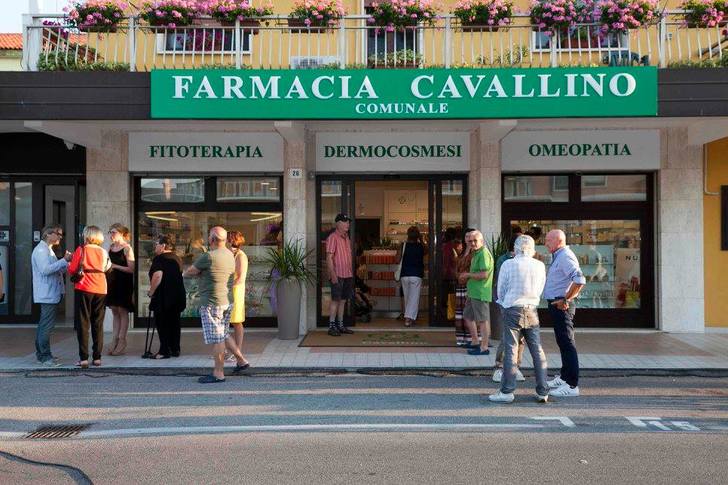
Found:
[25,424,92,439]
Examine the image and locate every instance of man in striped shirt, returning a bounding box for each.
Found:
[489,235,549,403]
[325,213,355,336]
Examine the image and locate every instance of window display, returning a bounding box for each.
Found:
[511,219,641,309]
[137,211,283,319]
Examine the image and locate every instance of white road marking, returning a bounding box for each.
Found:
[0,432,26,439]
[531,416,576,428]
[670,421,700,431]
[76,423,547,438]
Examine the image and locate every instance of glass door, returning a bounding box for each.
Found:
[430,179,466,326]
[317,178,354,326]
[44,185,79,324]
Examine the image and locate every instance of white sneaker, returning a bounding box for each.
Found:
[515,369,526,382]
[492,368,503,382]
[38,360,61,368]
[547,375,567,388]
[549,384,580,397]
[535,394,549,403]
[488,391,515,403]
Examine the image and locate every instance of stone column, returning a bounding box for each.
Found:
[470,123,509,239]
[85,130,131,330]
[279,123,309,336]
[657,127,704,332]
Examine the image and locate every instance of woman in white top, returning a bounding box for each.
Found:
[227,231,250,368]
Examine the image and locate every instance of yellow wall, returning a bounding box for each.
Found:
[704,137,728,328]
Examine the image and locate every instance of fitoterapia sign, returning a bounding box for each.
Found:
[151,67,657,119]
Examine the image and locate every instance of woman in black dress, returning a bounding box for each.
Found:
[106,223,135,356]
[147,235,186,358]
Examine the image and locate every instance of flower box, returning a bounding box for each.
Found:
[139,0,198,28]
[461,21,500,32]
[454,0,513,32]
[65,0,126,32]
[287,18,334,33]
[368,0,438,31]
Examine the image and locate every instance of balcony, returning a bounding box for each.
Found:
[21,12,728,71]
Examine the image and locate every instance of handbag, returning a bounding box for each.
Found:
[394,242,406,282]
[69,246,85,283]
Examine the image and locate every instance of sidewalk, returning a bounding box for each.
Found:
[2,327,728,372]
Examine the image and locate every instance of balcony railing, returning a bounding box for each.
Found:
[21,12,728,72]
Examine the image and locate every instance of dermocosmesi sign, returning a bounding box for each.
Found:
[151,68,657,120]
[129,132,283,172]
[316,133,470,172]
[502,130,660,171]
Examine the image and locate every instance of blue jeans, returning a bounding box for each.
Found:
[548,300,579,387]
[35,303,58,362]
[500,306,548,397]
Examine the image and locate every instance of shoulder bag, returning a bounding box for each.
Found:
[394,242,407,282]
[69,246,85,283]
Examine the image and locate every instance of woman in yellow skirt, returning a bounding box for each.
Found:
[227,231,249,367]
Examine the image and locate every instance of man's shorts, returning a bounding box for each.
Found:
[463,298,490,322]
[200,305,231,345]
[330,277,354,301]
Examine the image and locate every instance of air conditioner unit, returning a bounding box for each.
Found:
[290,56,339,69]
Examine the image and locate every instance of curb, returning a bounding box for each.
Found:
[6,367,728,378]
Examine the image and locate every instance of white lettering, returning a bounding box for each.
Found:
[411,75,434,99]
[513,74,534,98]
[312,76,335,99]
[437,76,462,99]
[460,75,486,98]
[581,74,605,97]
[609,73,637,97]
[193,76,217,99]
[251,76,280,99]
[484,75,507,98]
[565,73,578,97]
[173,75,193,99]
[221,76,244,99]
[538,74,560,97]
[355,77,379,99]
[285,77,309,99]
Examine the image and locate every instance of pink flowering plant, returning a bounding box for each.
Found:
[201,0,274,23]
[139,0,199,28]
[368,0,439,31]
[681,0,725,27]
[529,0,580,33]
[453,0,513,27]
[289,0,346,27]
[596,0,658,33]
[65,0,127,31]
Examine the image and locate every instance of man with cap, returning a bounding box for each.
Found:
[325,213,355,336]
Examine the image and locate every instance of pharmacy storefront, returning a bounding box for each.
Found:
[144,66,661,330]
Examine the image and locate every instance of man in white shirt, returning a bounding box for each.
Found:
[489,235,549,404]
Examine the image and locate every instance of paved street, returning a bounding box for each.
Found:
[0,373,726,484]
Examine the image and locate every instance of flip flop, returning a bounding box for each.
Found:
[198,375,226,384]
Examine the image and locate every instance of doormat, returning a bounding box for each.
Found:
[299,330,455,347]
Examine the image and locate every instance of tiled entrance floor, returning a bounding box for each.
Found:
[1,327,727,371]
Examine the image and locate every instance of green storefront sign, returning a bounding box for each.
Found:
[151,67,657,120]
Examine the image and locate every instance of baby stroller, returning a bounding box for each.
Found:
[353,275,373,323]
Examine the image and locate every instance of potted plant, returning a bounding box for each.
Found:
[65,0,127,32]
[529,0,580,35]
[262,239,316,340]
[139,0,199,28]
[681,0,725,28]
[368,0,439,32]
[204,0,273,33]
[453,0,514,32]
[367,48,423,67]
[597,0,658,32]
[288,0,346,33]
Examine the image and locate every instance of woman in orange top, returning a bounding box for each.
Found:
[68,225,111,368]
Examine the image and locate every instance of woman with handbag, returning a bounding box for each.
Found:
[397,226,426,327]
[147,235,186,359]
[69,225,112,368]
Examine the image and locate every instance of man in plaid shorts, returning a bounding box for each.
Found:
[184,226,248,383]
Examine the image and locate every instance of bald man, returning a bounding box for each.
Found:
[184,226,249,383]
[543,229,586,397]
